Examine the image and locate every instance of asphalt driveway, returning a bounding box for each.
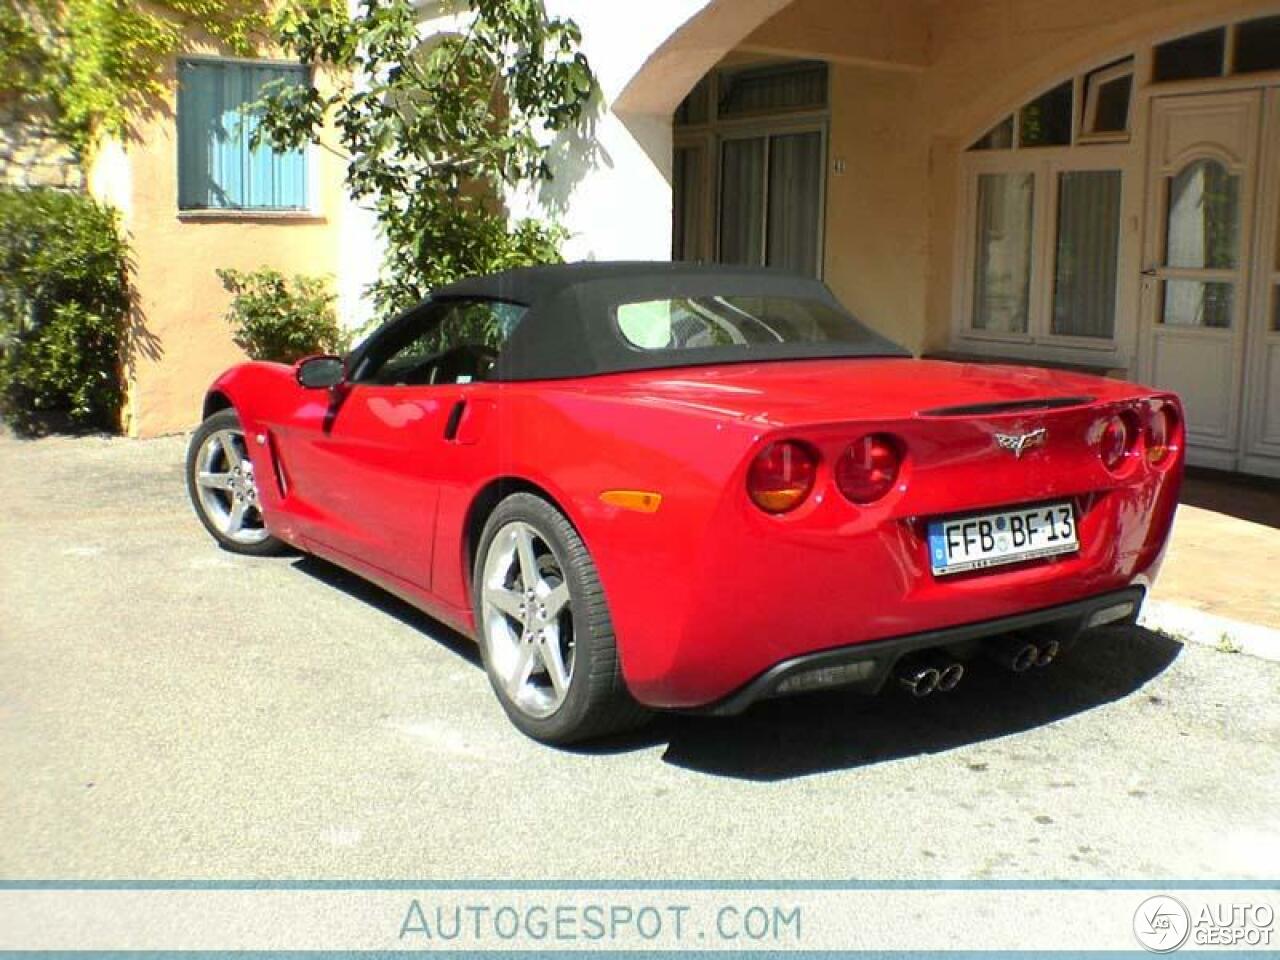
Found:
[1,431,1277,880]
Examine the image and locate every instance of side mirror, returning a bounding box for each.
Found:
[295,354,346,390]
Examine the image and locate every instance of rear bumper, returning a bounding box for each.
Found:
[610,472,1177,709]
[698,585,1145,716]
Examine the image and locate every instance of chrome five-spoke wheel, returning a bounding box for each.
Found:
[193,427,268,545]
[185,408,284,556]
[480,521,575,719]
[473,492,648,744]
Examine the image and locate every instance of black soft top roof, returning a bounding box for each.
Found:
[430,261,908,381]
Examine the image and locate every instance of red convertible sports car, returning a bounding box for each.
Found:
[187,262,1184,743]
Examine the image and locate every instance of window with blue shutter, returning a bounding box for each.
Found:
[177,59,309,211]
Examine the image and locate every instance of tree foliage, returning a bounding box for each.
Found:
[1,0,272,154]
[256,0,596,317]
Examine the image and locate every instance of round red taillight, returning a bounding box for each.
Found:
[835,434,902,504]
[1099,414,1136,472]
[1145,403,1179,466]
[747,440,818,514]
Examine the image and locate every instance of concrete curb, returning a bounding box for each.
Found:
[1140,599,1280,663]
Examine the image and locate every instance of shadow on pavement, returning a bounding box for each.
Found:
[291,554,481,668]
[649,627,1183,781]
[288,553,1183,782]
[1181,467,1280,529]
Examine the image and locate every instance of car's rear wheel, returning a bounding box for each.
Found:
[186,408,285,556]
[473,492,649,744]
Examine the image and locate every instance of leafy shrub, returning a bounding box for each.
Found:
[216,267,346,364]
[0,186,129,433]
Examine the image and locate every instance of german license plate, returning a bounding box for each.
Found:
[927,502,1078,576]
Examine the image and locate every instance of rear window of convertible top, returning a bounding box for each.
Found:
[615,296,878,352]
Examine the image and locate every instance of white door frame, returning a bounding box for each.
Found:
[1240,88,1280,478]
[1137,89,1263,471]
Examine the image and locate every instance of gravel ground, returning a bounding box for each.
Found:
[1,431,1277,880]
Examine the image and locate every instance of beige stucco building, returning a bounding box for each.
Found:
[88,30,351,438]
[100,0,1280,479]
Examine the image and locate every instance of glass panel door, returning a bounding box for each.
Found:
[718,129,825,277]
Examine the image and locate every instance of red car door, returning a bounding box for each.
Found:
[280,383,460,588]
[272,298,523,589]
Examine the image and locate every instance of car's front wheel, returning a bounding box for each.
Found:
[185,408,285,556]
[473,492,648,744]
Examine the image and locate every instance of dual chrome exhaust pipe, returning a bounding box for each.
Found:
[898,660,964,698]
[987,636,1060,673]
[898,635,1062,697]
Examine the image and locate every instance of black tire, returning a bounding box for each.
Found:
[472,492,650,744]
[185,408,286,557]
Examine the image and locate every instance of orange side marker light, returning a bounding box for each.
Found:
[599,490,663,513]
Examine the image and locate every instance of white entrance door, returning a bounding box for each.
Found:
[1241,89,1280,478]
[1140,91,1261,470]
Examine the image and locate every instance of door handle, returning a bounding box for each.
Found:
[1141,268,1159,278]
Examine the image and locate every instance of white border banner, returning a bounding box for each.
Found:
[0,887,1275,952]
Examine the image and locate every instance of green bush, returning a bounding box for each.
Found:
[216,267,346,364]
[0,186,129,434]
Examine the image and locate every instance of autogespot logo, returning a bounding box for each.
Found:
[1134,895,1192,953]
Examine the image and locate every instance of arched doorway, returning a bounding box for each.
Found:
[950,12,1280,476]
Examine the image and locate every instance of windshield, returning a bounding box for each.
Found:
[615,296,885,353]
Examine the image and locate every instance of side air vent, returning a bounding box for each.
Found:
[263,431,289,497]
[444,399,467,441]
[919,396,1094,417]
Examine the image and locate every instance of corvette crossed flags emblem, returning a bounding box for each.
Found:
[994,427,1047,458]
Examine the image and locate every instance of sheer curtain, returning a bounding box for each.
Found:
[1052,170,1121,338]
[1161,159,1240,329]
[972,172,1034,333]
[717,62,827,118]
[1166,159,1239,269]
[767,131,822,277]
[672,146,704,261]
[719,138,767,266]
